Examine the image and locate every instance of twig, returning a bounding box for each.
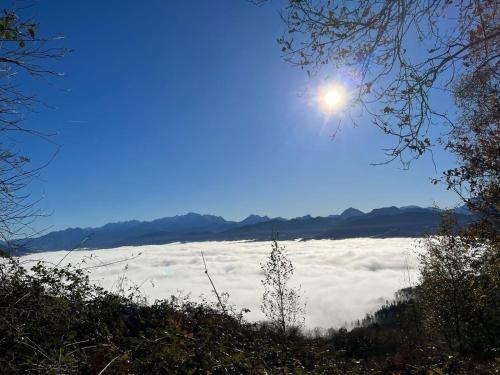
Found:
[201,251,226,314]
[98,355,119,375]
[55,234,93,267]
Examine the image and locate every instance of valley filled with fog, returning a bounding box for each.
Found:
[20,238,420,330]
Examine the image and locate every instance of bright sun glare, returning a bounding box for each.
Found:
[319,85,347,113]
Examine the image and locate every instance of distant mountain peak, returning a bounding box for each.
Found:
[245,214,266,219]
[294,214,313,220]
[239,214,270,226]
[273,217,287,222]
[340,207,364,218]
[19,204,475,254]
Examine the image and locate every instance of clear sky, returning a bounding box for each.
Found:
[23,0,460,231]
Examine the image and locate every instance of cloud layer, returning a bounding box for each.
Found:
[20,238,419,330]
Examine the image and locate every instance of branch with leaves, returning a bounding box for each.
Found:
[0,5,69,244]
[257,0,499,167]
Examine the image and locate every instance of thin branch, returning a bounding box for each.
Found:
[201,251,226,314]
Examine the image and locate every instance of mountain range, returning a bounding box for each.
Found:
[11,205,473,254]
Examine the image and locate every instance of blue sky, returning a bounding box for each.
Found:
[23,0,459,230]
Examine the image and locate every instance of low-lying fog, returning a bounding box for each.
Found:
[20,238,420,330]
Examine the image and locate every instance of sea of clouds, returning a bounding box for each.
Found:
[19,238,420,330]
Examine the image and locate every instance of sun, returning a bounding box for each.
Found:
[319,84,347,112]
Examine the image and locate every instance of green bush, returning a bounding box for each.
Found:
[1,255,498,374]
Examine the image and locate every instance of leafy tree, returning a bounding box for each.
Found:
[0,5,68,246]
[418,213,500,356]
[443,57,499,233]
[261,239,305,335]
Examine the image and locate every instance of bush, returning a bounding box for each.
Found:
[417,213,500,357]
[1,251,498,374]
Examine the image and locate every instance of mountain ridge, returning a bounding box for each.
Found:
[10,205,473,254]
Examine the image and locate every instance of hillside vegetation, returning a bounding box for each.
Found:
[1,239,498,374]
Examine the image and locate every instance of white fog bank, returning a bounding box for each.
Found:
[20,238,420,330]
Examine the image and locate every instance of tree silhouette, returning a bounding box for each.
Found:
[255,0,499,167]
[261,239,305,334]
[0,6,68,247]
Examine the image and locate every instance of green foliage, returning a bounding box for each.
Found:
[0,10,36,45]
[330,294,423,358]
[261,239,305,335]
[1,254,498,374]
[417,213,500,357]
